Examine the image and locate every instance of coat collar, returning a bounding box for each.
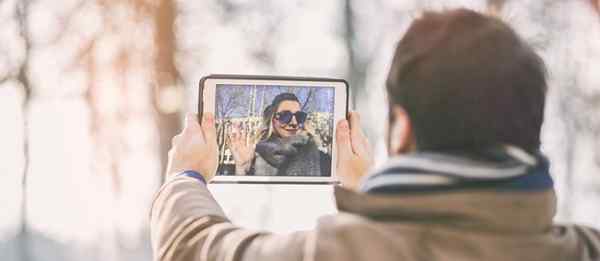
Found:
[340,146,556,232]
[334,185,556,233]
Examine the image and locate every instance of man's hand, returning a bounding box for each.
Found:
[336,112,374,190]
[166,112,218,182]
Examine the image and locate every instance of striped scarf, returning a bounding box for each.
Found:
[360,145,553,194]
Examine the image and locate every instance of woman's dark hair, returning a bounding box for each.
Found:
[386,9,547,152]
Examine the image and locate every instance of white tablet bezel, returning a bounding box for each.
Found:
[200,76,348,184]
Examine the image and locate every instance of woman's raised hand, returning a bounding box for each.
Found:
[228,123,256,175]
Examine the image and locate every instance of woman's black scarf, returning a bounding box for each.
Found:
[254,133,322,176]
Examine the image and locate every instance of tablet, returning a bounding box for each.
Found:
[198,74,349,184]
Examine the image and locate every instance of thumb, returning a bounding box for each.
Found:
[336,119,353,160]
[349,111,368,156]
[184,113,203,138]
[202,112,217,146]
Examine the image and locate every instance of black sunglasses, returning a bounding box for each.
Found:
[274,110,308,125]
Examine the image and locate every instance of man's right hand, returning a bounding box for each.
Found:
[166,113,218,182]
[335,112,374,190]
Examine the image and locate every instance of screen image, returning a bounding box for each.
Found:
[214,84,335,177]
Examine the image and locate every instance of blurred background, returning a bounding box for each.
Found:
[1,0,599,260]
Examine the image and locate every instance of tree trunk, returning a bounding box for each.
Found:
[153,0,182,180]
[344,0,365,108]
[16,0,32,259]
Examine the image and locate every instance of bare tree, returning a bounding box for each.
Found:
[15,0,32,260]
[301,88,314,112]
[154,0,182,180]
[217,88,246,119]
[344,0,366,108]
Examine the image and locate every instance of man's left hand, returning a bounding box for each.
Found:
[166,112,218,182]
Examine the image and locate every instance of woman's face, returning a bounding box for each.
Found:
[273,100,302,138]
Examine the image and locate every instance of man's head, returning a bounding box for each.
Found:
[264,93,307,138]
[386,9,547,155]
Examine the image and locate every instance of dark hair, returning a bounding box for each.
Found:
[386,9,547,152]
[271,92,300,111]
[262,93,300,122]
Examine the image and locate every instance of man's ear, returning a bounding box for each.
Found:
[389,105,414,155]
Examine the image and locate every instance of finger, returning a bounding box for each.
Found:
[167,147,174,159]
[230,124,239,138]
[349,111,366,139]
[240,124,246,136]
[362,136,372,153]
[231,129,239,142]
[184,113,201,133]
[183,114,205,145]
[202,112,217,147]
[227,124,234,138]
[184,113,201,130]
[336,119,353,160]
[349,111,368,156]
[171,134,182,147]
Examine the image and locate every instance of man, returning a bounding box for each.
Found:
[151,9,600,261]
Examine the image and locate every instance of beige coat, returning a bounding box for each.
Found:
[150,176,600,261]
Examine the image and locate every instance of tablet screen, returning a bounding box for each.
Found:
[214,84,335,177]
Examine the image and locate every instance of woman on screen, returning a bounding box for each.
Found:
[228,92,331,176]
